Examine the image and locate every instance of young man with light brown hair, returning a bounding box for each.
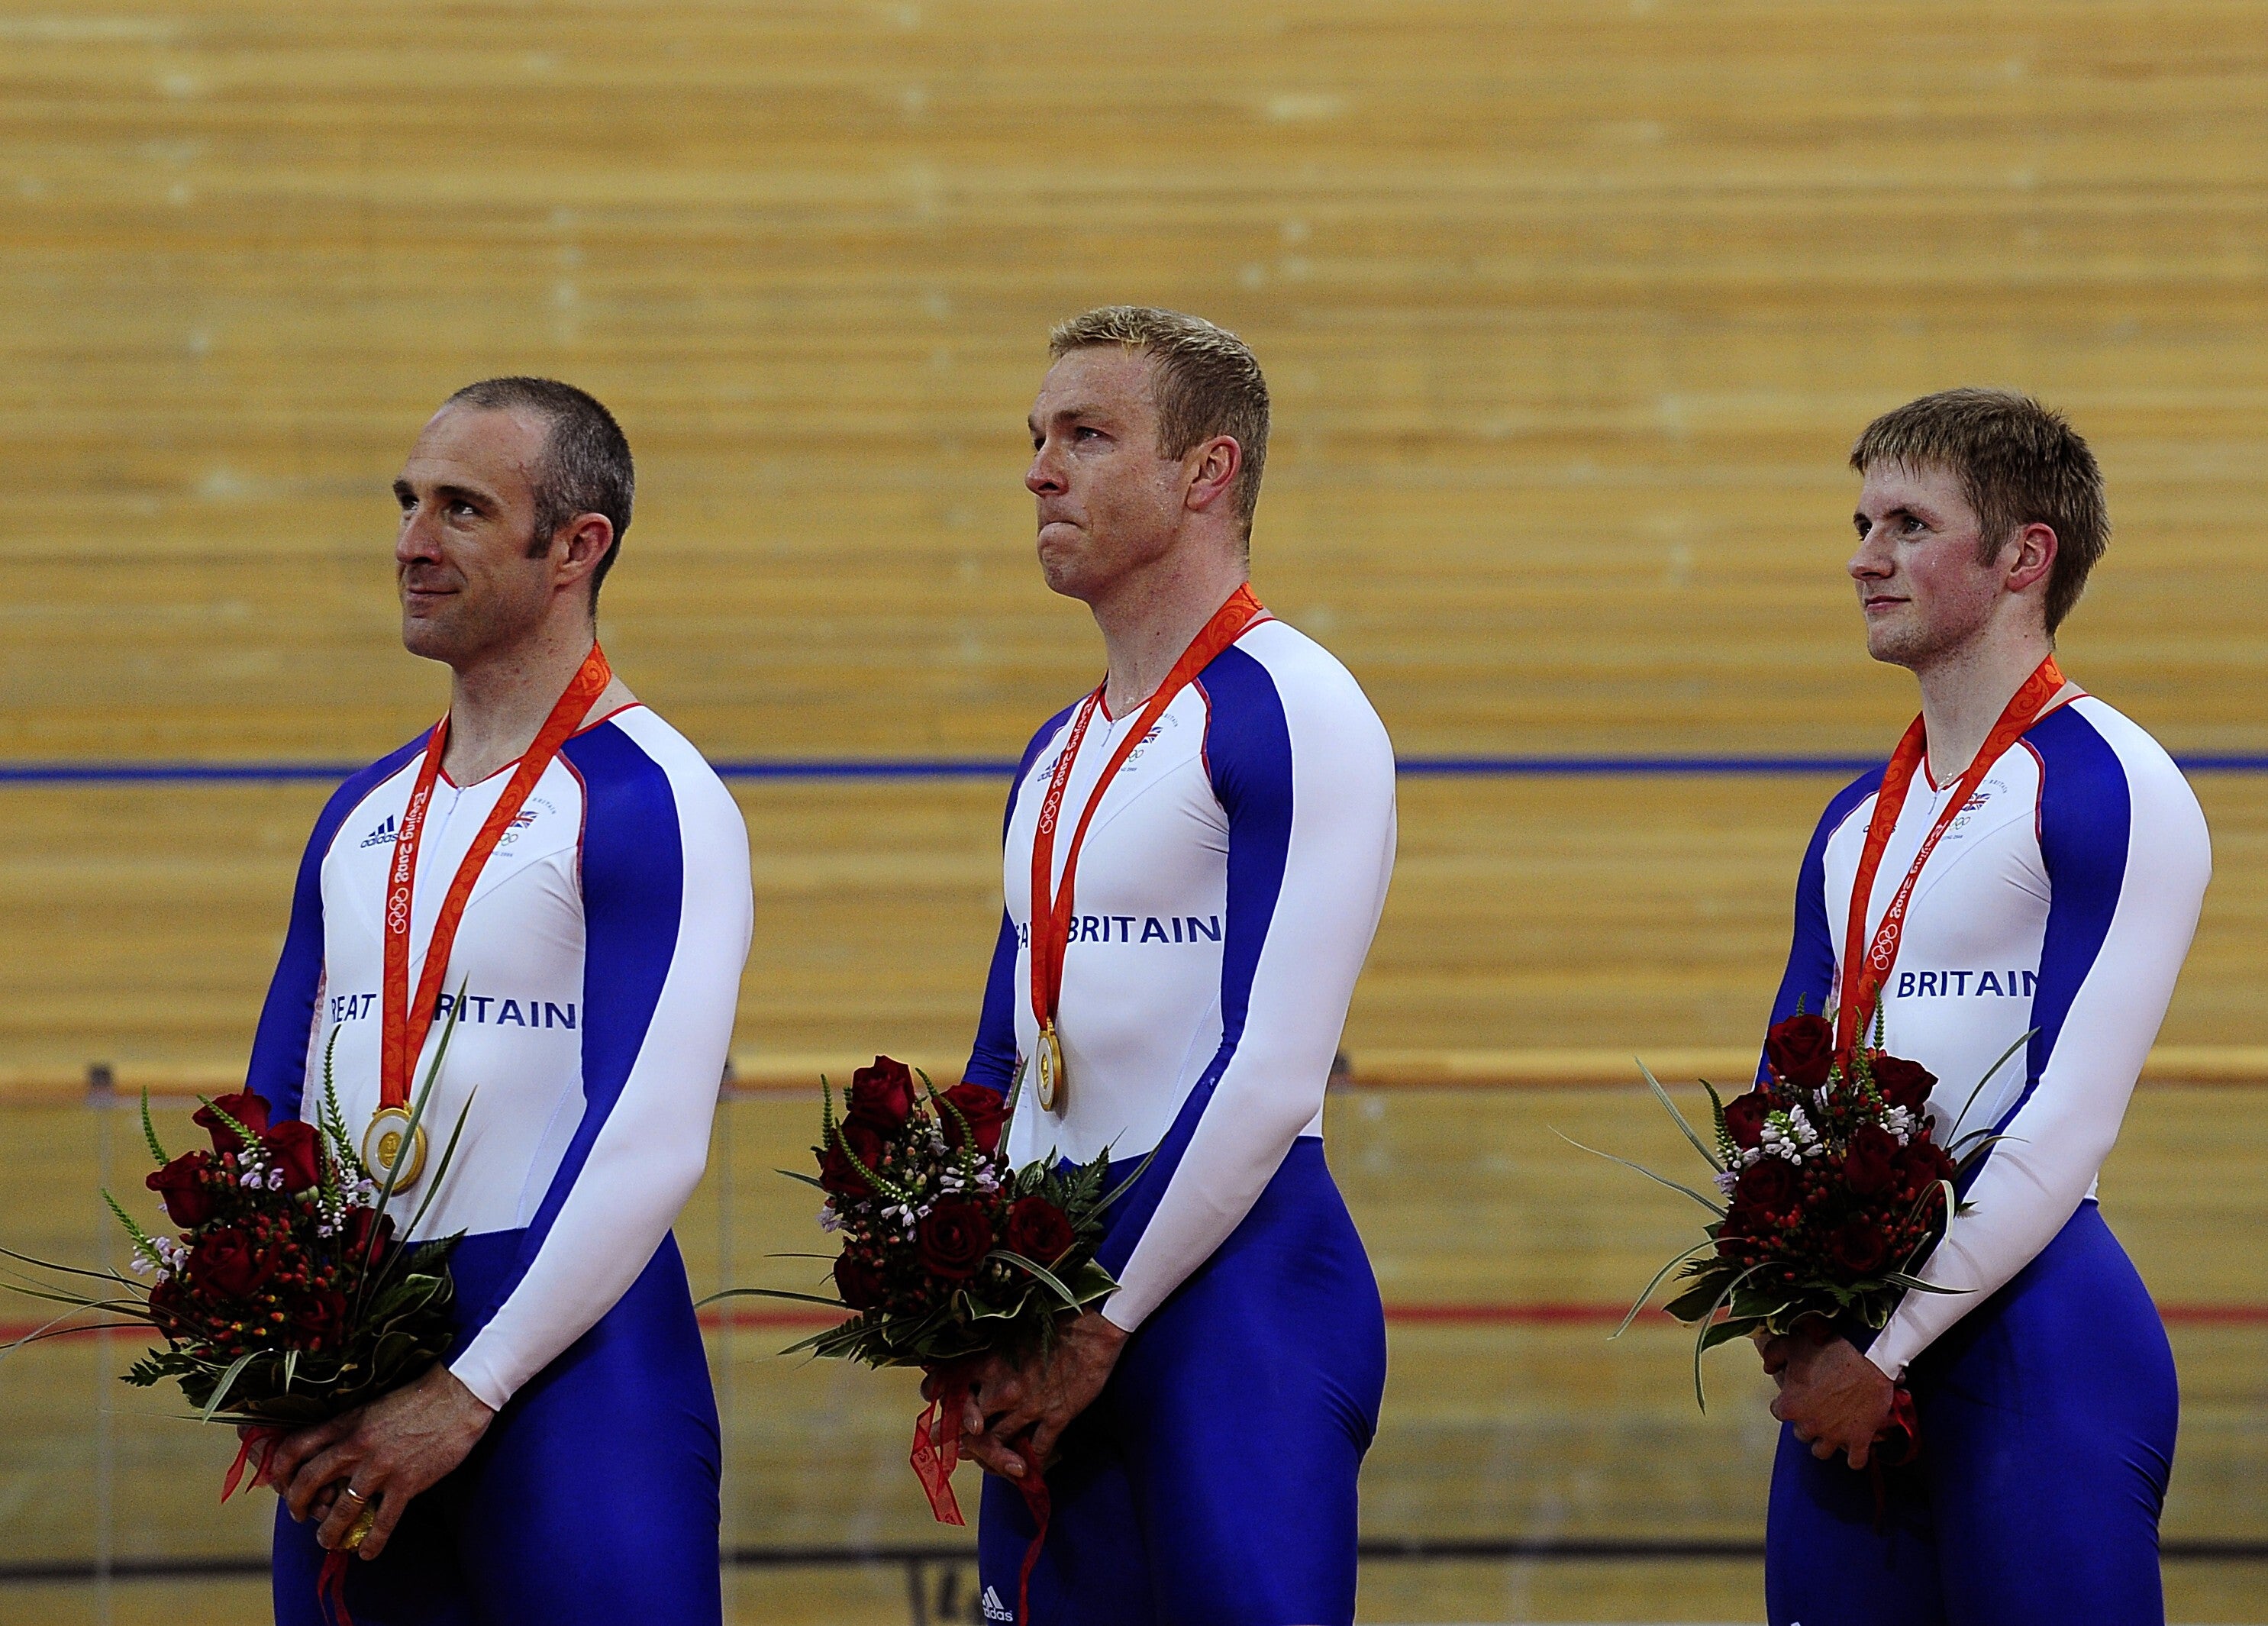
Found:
[940,306,1396,1625]
[1757,389,2208,1624]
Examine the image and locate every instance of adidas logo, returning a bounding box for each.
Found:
[980,1585,1013,1622]
[358,815,399,849]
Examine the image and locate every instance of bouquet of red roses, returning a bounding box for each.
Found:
[728,1054,1118,1395]
[2,1018,469,1512]
[717,1057,1131,1620]
[1599,1007,2018,1411]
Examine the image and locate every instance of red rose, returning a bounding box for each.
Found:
[834,1250,887,1311]
[292,1289,350,1351]
[147,1274,192,1339]
[195,1091,271,1153]
[146,1151,218,1228]
[1764,1014,1837,1089]
[344,1205,395,1266]
[1828,1220,1891,1277]
[939,1084,1008,1156]
[846,1057,918,1130]
[1723,1091,1775,1150]
[915,1199,995,1281]
[1870,1055,1937,1113]
[1002,1196,1076,1266]
[263,1121,323,1193]
[818,1120,889,1201]
[1843,1124,1899,1196]
[192,1227,274,1300]
[1894,1140,1955,1199]
[1734,1157,1801,1218]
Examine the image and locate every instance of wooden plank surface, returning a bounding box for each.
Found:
[0,2,2265,763]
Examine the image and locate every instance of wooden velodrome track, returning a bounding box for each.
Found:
[2,2,2265,1621]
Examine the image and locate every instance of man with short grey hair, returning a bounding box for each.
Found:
[245,379,753,1624]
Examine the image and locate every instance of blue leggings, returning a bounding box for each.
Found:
[272,1231,721,1626]
[1766,1202,2177,1626]
[977,1138,1387,1626]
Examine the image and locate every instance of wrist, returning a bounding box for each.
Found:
[432,1360,498,1424]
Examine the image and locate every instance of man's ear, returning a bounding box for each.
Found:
[1181,435,1244,516]
[2003,521,2057,598]
[550,513,615,592]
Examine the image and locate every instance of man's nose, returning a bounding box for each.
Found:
[395,505,443,563]
[1849,524,1892,580]
[1026,446,1063,495]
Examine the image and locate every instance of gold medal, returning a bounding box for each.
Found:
[1035,1023,1066,1113]
[361,1105,429,1189]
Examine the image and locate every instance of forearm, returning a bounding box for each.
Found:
[1102,1056,1324,1332]
[449,936,740,1406]
[450,1106,716,1407]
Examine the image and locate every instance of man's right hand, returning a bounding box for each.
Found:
[258,1363,495,1560]
[1757,1327,1899,1469]
[924,1311,1130,1481]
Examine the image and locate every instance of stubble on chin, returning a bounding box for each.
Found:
[1035,542,1094,604]
[399,598,486,666]
[1863,621,1925,669]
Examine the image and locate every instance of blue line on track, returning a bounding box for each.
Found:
[7,754,2268,785]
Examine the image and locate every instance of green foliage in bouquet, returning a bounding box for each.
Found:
[711,1057,1142,1370]
[1579,1005,2024,1405]
[1,1001,476,1430]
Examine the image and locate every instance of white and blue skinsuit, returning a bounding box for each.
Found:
[1763,694,2209,1626]
[246,704,753,1626]
[963,616,1397,1626]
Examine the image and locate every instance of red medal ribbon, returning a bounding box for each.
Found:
[1835,656,2072,1053]
[1025,586,1269,1057]
[380,644,613,1110]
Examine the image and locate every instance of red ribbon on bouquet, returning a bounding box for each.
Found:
[221,1424,359,1626]
[222,1426,281,1502]
[913,1382,1053,1626]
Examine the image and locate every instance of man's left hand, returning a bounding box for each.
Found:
[262,1362,496,1560]
[927,1311,1129,1482]
[1762,1331,1898,1469]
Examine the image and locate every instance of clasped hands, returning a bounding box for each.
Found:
[1757,1324,1899,1470]
[248,1363,495,1560]
[925,1309,1129,1482]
